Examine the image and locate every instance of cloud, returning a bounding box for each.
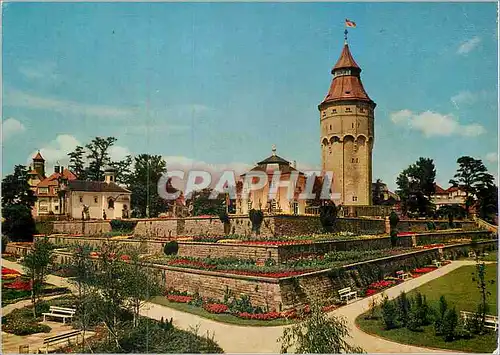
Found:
[4,89,135,119]
[1,118,26,140]
[450,90,492,109]
[390,110,485,137]
[26,134,132,172]
[485,152,498,164]
[19,62,60,81]
[27,135,81,170]
[457,36,481,55]
[163,155,253,190]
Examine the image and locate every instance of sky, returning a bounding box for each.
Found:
[1,2,498,191]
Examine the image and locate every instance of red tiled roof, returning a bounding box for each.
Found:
[434,184,448,194]
[321,75,373,104]
[320,43,374,106]
[37,169,77,188]
[333,44,360,70]
[33,151,45,161]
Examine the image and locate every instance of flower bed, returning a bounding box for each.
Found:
[364,279,397,296]
[422,243,446,249]
[239,240,313,246]
[2,267,21,279]
[236,311,281,320]
[167,294,194,303]
[167,258,217,270]
[4,278,32,291]
[203,303,228,314]
[412,266,438,275]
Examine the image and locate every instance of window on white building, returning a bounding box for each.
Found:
[79,196,83,203]
[94,197,98,204]
[352,196,358,202]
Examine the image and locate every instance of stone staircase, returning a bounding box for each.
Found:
[474,216,498,235]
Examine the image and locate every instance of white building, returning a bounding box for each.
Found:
[60,168,131,220]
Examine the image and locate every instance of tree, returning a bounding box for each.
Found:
[1,165,37,209]
[441,308,458,341]
[191,188,225,216]
[434,295,448,335]
[372,179,385,205]
[396,291,410,327]
[129,154,168,218]
[389,211,399,247]
[449,156,493,216]
[91,242,129,349]
[22,237,54,317]
[123,247,162,327]
[249,209,264,235]
[68,146,87,179]
[110,155,133,185]
[85,137,117,181]
[278,302,364,353]
[396,158,436,216]
[475,178,498,224]
[471,260,495,334]
[1,204,37,242]
[319,202,337,232]
[68,243,96,350]
[381,295,398,330]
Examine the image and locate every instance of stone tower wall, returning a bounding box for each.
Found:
[320,102,374,205]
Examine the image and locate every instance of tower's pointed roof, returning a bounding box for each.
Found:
[319,41,375,107]
[332,44,360,71]
[33,150,45,161]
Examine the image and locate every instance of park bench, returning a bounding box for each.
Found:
[432,259,442,268]
[460,311,499,331]
[396,270,411,281]
[468,251,477,258]
[42,306,76,324]
[41,330,82,354]
[338,287,357,303]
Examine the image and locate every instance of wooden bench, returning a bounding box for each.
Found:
[468,251,477,258]
[338,287,357,303]
[42,306,76,324]
[41,330,82,354]
[460,311,498,331]
[396,270,411,281]
[432,259,442,268]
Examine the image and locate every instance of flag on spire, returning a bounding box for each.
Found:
[345,19,356,28]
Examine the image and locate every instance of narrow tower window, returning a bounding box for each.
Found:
[352,196,358,202]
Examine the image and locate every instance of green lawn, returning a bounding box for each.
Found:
[150,296,295,327]
[356,264,498,353]
[407,263,497,314]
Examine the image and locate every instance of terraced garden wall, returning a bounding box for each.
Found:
[6,240,497,310]
[35,229,492,264]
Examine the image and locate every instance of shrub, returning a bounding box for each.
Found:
[441,307,458,341]
[249,209,264,235]
[109,219,137,232]
[2,307,51,336]
[381,296,398,330]
[389,211,399,229]
[413,292,430,326]
[164,241,179,256]
[218,212,230,224]
[319,204,337,232]
[396,291,411,327]
[426,221,436,231]
[447,213,455,229]
[390,229,398,247]
[434,295,448,335]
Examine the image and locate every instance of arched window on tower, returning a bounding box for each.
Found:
[108,197,115,209]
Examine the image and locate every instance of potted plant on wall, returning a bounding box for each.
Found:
[249,209,264,235]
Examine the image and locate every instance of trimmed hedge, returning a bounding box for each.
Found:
[110,219,137,232]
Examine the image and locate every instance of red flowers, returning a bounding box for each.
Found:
[120,255,131,261]
[4,278,31,291]
[167,258,217,270]
[239,240,312,246]
[2,267,20,276]
[369,280,396,290]
[203,303,228,314]
[167,294,193,303]
[237,311,282,320]
[412,266,437,274]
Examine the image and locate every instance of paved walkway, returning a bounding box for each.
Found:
[0,259,483,353]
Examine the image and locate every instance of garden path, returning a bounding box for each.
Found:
[1,258,483,353]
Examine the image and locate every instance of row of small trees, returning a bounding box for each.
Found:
[22,238,163,351]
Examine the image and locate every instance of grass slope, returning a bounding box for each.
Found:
[356,263,498,353]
